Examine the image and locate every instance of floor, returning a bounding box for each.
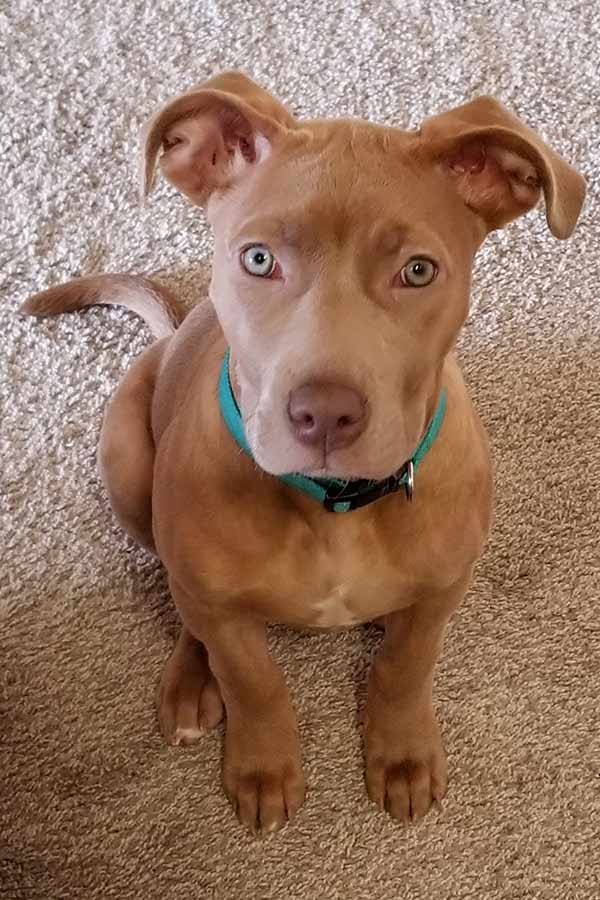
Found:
[1,2,599,897]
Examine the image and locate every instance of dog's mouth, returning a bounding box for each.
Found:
[247,413,422,484]
[249,436,407,483]
[293,451,359,481]
[298,465,358,480]
[283,421,422,483]
[283,454,407,484]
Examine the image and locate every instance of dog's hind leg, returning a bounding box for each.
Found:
[98,340,165,554]
[99,340,224,740]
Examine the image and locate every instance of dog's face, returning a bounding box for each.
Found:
[144,72,585,480]
[206,123,477,479]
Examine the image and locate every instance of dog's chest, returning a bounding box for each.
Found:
[302,567,408,629]
[278,518,420,629]
[311,583,361,628]
[214,494,462,629]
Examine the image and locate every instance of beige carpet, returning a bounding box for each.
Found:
[1,1,599,898]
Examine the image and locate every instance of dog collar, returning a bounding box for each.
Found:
[218,349,446,513]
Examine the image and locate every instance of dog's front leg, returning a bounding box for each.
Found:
[364,571,471,823]
[173,584,305,835]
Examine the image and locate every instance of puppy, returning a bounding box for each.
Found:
[23,71,585,835]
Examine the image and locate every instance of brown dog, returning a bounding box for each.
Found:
[22,71,585,835]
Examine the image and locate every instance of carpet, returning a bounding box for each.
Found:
[1,1,599,898]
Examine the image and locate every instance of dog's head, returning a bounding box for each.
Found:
[143,71,585,480]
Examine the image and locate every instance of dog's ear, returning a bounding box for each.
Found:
[419,96,585,239]
[142,70,296,204]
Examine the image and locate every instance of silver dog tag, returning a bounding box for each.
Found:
[405,460,414,502]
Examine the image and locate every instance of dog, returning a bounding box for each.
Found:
[22,71,585,835]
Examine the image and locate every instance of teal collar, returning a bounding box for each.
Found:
[218,349,446,513]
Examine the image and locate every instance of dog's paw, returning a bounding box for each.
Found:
[158,634,223,745]
[223,721,305,836]
[364,704,447,822]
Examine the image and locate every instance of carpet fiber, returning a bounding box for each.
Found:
[1,2,599,898]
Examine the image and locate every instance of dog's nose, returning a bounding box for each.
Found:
[287,382,367,450]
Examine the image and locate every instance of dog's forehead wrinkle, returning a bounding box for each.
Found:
[219,129,442,256]
[229,211,312,248]
[371,223,406,255]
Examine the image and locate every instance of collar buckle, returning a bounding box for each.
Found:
[322,462,414,513]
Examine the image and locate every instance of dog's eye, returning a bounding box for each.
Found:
[241,245,276,278]
[399,257,437,288]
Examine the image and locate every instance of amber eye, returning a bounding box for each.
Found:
[241,245,276,277]
[399,257,438,287]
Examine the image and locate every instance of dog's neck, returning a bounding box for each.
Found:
[219,349,446,513]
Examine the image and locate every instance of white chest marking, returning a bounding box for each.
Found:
[312,584,360,628]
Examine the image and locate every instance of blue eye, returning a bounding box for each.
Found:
[241,245,276,277]
[399,257,437,287]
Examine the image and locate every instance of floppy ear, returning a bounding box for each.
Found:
[142,70,297,205]
[419,96,585,239]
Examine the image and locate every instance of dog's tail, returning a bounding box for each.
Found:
[20,273,186,339]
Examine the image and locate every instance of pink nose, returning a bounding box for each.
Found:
[287,381,367,451]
